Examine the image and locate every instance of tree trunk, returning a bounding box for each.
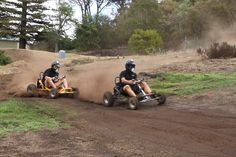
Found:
[19,0,27,49]
[19,38,27,49]
[55,42,59,53]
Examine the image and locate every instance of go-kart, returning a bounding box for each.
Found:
[103,77,166,110]
[26,72,79,99]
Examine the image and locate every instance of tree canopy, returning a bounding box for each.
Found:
[1,0,236,52]
[0,0,49,49]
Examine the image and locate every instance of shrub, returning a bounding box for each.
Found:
[128,29,163,54]
[197,42,236,59]
[0,50,11,65]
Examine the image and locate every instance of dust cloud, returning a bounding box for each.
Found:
[5,49,124,103]
[6,50,58,96]
[67,60,123,103]
[3,49,198,103]
[202,22,236,46]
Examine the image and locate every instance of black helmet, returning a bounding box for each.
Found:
[125,59,135,72]
[51,60,60,71]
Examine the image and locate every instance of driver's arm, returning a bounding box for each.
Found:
[45,76,55,80]
[121,77,134,85]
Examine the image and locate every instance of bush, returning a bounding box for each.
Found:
[197,42,236,59]
[0,50,11,65]
[128,29,163,54]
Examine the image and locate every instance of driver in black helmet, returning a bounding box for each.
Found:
[120,59,152,97]
[42,60,68,89]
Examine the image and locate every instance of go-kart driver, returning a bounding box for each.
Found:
[42,61,68,89]
[120,59,152,97]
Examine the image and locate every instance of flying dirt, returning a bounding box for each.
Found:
[1,49,236,157]
[1,48,198,103]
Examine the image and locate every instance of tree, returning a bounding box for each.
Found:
[0,0,8,37]
[74,16,100,51]
[94,0,112,23]
[159,0,179,47]
[52,1,74,52]
[97,15,116,48]
[33,1,74,52]
[33,31,58,52]
[70,0,112,24]
[0,0,49,49]
[159,0,205,48]
[109,0,130,13]
[115,0,162,45]
[69,0,93,23]
[56,2,74,37]
[70,0,117,50]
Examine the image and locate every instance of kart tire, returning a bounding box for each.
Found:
[128,97,138,110]
[103,92,114,107]
[49,88,58,99]
[27,84,38,97]
[70,87,79,98]
[157,93,166,105]
[73,88,80,98]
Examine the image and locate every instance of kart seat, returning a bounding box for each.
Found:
[37,72,48,89]
[114,77,129,96]
[37,79,44,88]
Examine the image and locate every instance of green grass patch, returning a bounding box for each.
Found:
[149,72,236,95]
[73,58,94,65]
[0,99,69,136]
[0,50,11,65]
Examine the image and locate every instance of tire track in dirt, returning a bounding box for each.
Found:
[1,49,236,156]
[23,98,236,157]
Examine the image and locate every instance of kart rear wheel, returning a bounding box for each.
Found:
[103,92,114,107]
[49,88,58,99]
[69,87,79,98]
[73,88,80,98]
[157,93,166,105]
[128,97,138,110]
[27,84,38,97]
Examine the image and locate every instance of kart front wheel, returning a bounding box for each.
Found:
[27,84,38,97]
[103,92,114,107]
[157,93,166,105]
[49,88,58,99]
[128,97,138,110]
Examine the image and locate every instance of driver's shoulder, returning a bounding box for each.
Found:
[44,68,52,73]
[119,70,126,76]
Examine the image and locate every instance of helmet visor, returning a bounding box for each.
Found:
[55,64,60,69]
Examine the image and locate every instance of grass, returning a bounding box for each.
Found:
[0,99,70,136]
[0,50,12,65]
[71,58,94,65]
[149,72,236,95]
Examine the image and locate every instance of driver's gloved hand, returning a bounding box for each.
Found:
[132,79,137,84]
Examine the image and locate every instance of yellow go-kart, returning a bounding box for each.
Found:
[26,72,79,99]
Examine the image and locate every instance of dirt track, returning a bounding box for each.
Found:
[1,97,236,157]
[1,49,236,157]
